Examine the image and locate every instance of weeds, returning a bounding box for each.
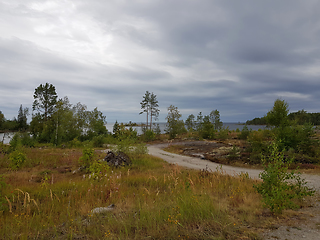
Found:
[0,146,268,239]
[254,141,314,214]
[78,148,95,170]
[0,175,7,212]
[9,150,27,170]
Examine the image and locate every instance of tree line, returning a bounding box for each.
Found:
[138,91,224,140]
[0,105,29,132]
[246,110,320,126]
[1,83,107,146]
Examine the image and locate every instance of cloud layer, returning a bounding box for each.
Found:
[1,0,320,123]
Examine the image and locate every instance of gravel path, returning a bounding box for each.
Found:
[148,142,320,240]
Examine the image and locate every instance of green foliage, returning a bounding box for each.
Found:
[9,150,27,170]
[0,111,4,129]
[140,91,160,130]
[9,132,35,152]
[185,114,196,131]
[79,148,95,170]
[254,142,314,214]
[2,119,18,131]
[91,135,106,148]
[113,121,120,137]
[132,143,148,157]
[31,88,107,144]
[200,116,215,139]
[9,132,35,151]
[275,123,317,155]
[165,105,186,139]
[247,130,270,164]
[88,161,109,181]
[154,124,161,137]
[288,110,320,125]
[113,122,137,142]
[238,125,251,140]
[265,98,289,128]
[68,138,84,148]
[246,116,267,125]
[143,129,156,142]
[149,92,160,128]
[209,109,223,130]
[17,104,29,131]
[112,138,134,155]
[32,82,58,122]
[0,143,10,156]
[85,107,107,139]
[20,132,35,148]
[140,91,151,128]
[217,127,230,140]
[0,175,8,212]
[9,133,21,152]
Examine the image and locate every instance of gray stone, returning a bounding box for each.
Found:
[91,204,115,214]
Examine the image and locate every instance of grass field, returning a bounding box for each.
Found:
[0,146,311,239]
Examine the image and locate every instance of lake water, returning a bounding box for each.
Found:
[0,132,15,144]
[0,123,266,144]
[105,122,266,135]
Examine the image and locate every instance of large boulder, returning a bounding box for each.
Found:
[103,151,131,167]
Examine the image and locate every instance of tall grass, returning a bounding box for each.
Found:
[0,147,270,239]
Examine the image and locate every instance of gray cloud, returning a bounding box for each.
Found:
[1,0,320,123]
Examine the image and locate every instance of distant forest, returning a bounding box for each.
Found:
[246,110,320,125]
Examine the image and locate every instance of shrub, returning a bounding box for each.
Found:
[238,125,251,140]
[254,141,314,214]
[9,150,27,170]
[217,127,230,140]
[88,161,109,181]
[143,129,156,142]
[78,148,95,170]
[91,135,105,148]
[133,143,148,157]
[9,133,21,152]
[0,142,10,155]
[68,138,84,148]
[20,132,35,148]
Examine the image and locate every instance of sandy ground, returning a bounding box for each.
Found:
[148,142,320,240]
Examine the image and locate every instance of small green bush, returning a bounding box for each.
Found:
[217,127,230,140]
[91,135,105,147]
[68,138,84,148]
[143,129,156,142]
[9,133,21,152]
[254,141,314,214]
[238,125,251,140]
[88,161,109,181]
[20,132,35,148]
[133,143,148,157]
[9,150,27,170]
[79,148,95,170]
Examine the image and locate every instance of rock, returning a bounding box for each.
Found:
[103,151,131,167]
[191,153,205,159]
[91,204,115,214]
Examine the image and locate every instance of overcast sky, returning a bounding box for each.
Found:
[1,0,320,123]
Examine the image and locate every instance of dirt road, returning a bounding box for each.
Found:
[148,143,320,191]
[148,143,320,240]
